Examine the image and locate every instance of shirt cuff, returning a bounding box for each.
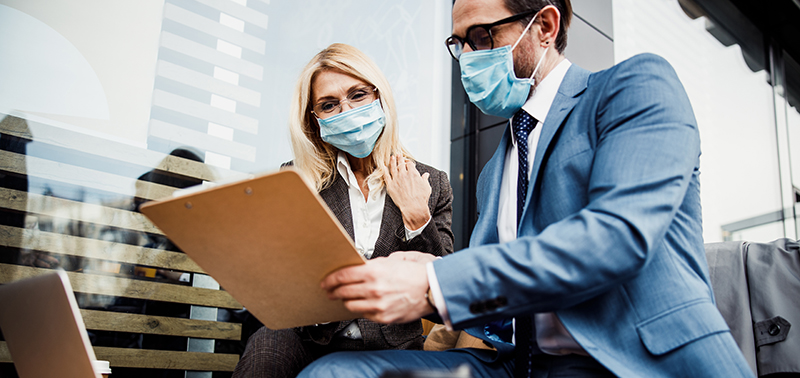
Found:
[426,260,453,331]
[404,215,432,241]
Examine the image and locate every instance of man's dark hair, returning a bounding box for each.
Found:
[504,0,572,53]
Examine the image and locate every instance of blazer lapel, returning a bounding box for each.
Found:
[320,173,355,241]
[373,195,403,258]
[519,65,590,227]
[469,127,510,248]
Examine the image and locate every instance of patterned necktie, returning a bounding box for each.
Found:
[514,316,534,378]
[512,109,537,227]
[512,109,537,378]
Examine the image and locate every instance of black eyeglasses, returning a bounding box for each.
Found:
[445,9,538,61]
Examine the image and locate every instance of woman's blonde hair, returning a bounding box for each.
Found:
[289,43,411,192]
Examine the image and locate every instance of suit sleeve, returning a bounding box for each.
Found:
[404,167,454,257]
[434,54,702,328]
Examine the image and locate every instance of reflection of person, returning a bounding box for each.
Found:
[86,147,209,352]
[232,43,454,378]
[134,147,208,282]
[301,1,754,377]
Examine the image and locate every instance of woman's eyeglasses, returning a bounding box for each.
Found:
[445,9,538,61]
[312,86,378,118]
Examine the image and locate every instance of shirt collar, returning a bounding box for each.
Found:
[336,152,355,187]
[510,59,572,145]
[335,152,382,198]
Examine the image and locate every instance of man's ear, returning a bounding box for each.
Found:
[537,5,561,47]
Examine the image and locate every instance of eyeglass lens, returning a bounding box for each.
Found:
[467,27,493,51]
[446,26,492,60]
[314,87,376,117]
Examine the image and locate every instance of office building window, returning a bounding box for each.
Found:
[613,0,799,242]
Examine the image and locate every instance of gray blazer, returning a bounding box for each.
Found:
[300,161,454,348]
[706,238,800,376]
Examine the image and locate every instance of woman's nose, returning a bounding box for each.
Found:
[340,101,354,112]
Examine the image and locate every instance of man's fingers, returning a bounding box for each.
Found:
[323,258,431,325]
[387,251,416,261]
[328,281,373,300]
[342,299,401,323]
[341,298,384,315]
[387,251,436,263]
[421,172,430,182]
[320,265,368,291]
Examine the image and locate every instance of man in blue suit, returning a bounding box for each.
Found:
[299,0,754,377]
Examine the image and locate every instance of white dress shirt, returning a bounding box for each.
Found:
[336,153,386,261]
[428,59,585,355]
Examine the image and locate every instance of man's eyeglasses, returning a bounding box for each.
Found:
[445,9,538,61]
[312,86,378,118]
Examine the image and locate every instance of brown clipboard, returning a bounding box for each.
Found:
[139,169,365,329]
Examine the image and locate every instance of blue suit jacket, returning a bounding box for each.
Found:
[433,54,751,377]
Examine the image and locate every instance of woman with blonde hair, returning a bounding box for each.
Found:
[233,43,453,378]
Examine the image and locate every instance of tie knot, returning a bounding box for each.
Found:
[512,110,536,140]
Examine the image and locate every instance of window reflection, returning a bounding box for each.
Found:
[785,54,800,237]
[1,0,451,375]
[0,113,244,377]
[613,0,784,242]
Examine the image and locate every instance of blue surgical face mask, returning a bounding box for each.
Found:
[317,99,386,158]
[459,11,549,119]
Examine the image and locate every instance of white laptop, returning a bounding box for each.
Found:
[0,271,106,378]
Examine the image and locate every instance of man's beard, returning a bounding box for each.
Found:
[513,39,542,88]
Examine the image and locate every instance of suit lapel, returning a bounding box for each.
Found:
[520,65,590,227]
[374,195,403,258]
[469,127,510,247]
[320,173,355,241]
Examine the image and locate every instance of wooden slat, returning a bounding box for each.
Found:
[94,347,239,371]
[0,188,165,235]
[0,225,203,273]
[0,115,33,139]
[0,342,239,371]
[0,264,242,309]
[0,149,176,201]
[0,114,246,182]
[81,310,241,340]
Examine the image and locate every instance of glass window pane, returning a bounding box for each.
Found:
[0,0,451,375]
[785,54,800,236]
[613,0,782,242]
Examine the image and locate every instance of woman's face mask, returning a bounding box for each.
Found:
[316,99,386,158]
[458,10,549,119]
